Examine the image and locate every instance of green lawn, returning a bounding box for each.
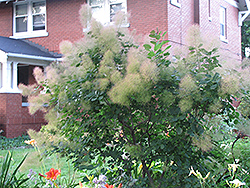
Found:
[0,148,83,187]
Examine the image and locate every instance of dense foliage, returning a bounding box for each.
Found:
[0,135,31,150]
[20,5,250,187]
[241,21,250,57]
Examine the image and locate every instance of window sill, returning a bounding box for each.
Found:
[22,102,29,107]
[170,1,181,8]
[83,23,130,32]
[11,31,48,39]
[22,102,49,107]
[220,36,228,43]
[0,88,21,93]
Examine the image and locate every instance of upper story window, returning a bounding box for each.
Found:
[220,6,227,42]
[13,0,48,39]
[170,0,181,8]
[208,0,211,21]
[88,0,128,26]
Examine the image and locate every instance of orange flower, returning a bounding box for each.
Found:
[118,183,122,188]
[46,168,61,180]
[24,139,36,146]
[39,168,61,180]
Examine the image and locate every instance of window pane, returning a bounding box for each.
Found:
[16,4,27,16]
[110,3,122,22]
[220,7,225,24]
[91,6,105,23]
[33,14,45,31]
[89,0,104,6]
[32,2,46,14]
[220,24,224,36]
[16,17,27,32]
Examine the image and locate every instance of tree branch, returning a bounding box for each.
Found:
[142,159,155,187]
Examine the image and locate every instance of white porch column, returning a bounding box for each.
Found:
[0,61,12,93]
[0,60,21,93]
[12,62,21,93]
[43,65,47,77]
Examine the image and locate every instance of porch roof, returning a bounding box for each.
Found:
[0,36,62,61]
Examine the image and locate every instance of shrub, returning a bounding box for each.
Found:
[21,5,250,187]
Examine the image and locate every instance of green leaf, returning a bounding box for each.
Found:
[143,44,152,51]
[210,84,217,90]
[189,46,195,51]
[162,31,167,38]
[176,127,183,135]
[148,51,155,58]
[156,35,161,40]
[154,43,162,51]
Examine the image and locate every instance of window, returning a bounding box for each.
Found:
[194,0,199,24]
[88,0,128,26]
[208,0,211,21]
[13,0,47,38]
[220,6,227,42]
[170,0,181,8]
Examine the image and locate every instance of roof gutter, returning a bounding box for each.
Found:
[0,0,11,3]
[7,52,63,62]
[224,0,239,8]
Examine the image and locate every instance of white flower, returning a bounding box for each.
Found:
[228,163,240,173]
[188,166,210,181]
[204,172,210,180]
[188,166,197,177]
[229,179,246,187]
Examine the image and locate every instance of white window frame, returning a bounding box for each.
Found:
[208,0,212,21]
[87,0,128,27]
[12,0,48,39]
[170,0,181,8]
[220,6,228,43]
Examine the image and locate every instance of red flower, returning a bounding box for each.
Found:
[46,168,61,180]
[105,184,114,188]
[39,168,61,180]
[105,183,122,188]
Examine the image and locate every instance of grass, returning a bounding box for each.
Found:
[0,136,83,187]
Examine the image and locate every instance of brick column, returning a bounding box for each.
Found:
[0,93,22,138]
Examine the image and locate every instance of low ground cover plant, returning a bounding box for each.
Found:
[0,135,31,150]
[0,151,29,188]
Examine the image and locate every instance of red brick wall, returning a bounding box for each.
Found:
[168,0,241,63]
[199,0,241,63]
[168,0,195,46]
[128,0,168,35]
[0,93,22,138]
[29,0,85,53]
[0,93,46,138]
[0,0,168,53]
[0,0,85,53]
[0,2,13,37]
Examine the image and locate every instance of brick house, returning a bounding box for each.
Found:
[0,0,247,137]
